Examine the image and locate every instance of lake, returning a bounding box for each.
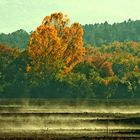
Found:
[0,99,140,139]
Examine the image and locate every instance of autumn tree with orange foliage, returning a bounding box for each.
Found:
[85,47,114,77]
[28,12,85,76]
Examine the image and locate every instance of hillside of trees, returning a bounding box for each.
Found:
[0,29,29,49]
[0,13,140,99]
[1,19,140,48]
[83,19,140,46]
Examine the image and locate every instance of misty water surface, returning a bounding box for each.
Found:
[0,99,140,137]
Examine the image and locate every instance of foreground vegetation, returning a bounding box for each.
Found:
[0,13,140,99]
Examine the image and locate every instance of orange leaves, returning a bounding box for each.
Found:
[29,25,61,59]
[85,46,114,77]
[0,44,20,59]
[42,16,51,25]
[102,79,110,86]
[26,64,31,73]
[100,61,114,77]
[61,22,85,74]
[90,52,114,77]
[0,44,14,53]
[134,65,139,73]
[28,12,85,75]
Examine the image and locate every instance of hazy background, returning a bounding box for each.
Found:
[0,0,140,33]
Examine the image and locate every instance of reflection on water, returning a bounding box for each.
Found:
[0,99,140,138]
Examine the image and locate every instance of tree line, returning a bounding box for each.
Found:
[1,19,140,48]
[83,19,140,46]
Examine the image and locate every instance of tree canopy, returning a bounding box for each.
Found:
[0,13,140,99]
[28,12,85,75]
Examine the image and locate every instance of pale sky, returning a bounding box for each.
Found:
[0,0,140,33]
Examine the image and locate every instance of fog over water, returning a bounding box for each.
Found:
[0,99,140,137]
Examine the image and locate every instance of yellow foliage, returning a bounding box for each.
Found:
[134,65,139,73]
[102,79,110,86]
[28,12,85,75]
[26,64,31,73]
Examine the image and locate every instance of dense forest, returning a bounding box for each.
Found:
[1,19,140,48]
[0,13,140,99]
[0,29,29,49]
[83,19,140,46]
